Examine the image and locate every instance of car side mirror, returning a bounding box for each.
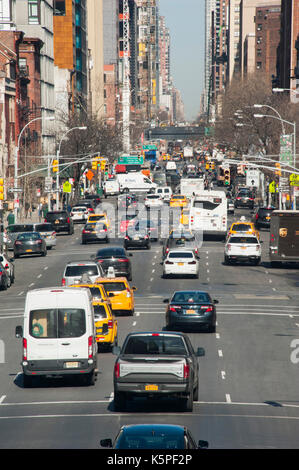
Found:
[198,440,209,449]
[213,299,219,304]
[15,325,23,338]
[196,347,205,357]
[108,292,115,297]
[163,299,169,304]
[100,439,113,448]
[132,286,137,291]
[112,346,121,355]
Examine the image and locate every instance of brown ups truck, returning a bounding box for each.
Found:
[269,210,299,267]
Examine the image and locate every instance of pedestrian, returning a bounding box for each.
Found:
[42,204,48,219]
[50,198,55,211]
[7,211,15,226]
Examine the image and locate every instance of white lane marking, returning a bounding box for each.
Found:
[18,291,24,296]
[37,274,42,279]
[218,349,223,358]
[109,393,114,403]
[289,315,294,318]
[29,283,35,288]
[269,279,272,283]
[132,321,137,326]
[206,262,209,266]
[216,333,220,339]
[221,371,226,380]
[226,394,232,403]
[152,269,155,273]
[0,395,6,404]
[150,277,154,282]
[207,269,210,273]
[136,312,140,317]
[44,267,48,271]
[295,323,299,328]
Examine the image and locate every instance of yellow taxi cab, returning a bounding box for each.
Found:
[163,154,171,161]
[169,194,188,208]
[69,283,113,307]
[93,301,118,351]
[87,212,110,228]
[94,277,136,316]
[227,219,260,239]
[180,207,190,226]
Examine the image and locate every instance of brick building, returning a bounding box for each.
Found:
[254,4,281,77]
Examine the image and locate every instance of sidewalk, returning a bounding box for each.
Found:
[4,210,42,228]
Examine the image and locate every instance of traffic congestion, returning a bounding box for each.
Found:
[0,144,299,451]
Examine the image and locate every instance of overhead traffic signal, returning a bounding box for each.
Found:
[92,158,98,170]
[0,178,4,200]
[224,168,230,185]
[52,160,58,172]
[275,162,281,176]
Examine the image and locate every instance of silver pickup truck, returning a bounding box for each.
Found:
[113,331,205,412]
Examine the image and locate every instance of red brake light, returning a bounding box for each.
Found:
[184,363,190,379]
[67,217,70,223]
[201,306,213,312]
[256,214,258,219]
[44,218,47,223]
[88,336,93,358]
[23,338,27,361]
[62,278,66,286]
[15,241,22,245]
[114,362,120,378]
[118,259,129,262]
[108,320,113,329]
[152,333,160,336]
[4,263,9,269]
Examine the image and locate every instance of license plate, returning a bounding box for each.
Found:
[178,262,184,266]
[145,384,158,391]
[26,249,33,252]
[134,236,140,240]
[65,362,79,368]
[241,246,247,250]
[266,216,270,220]
[55,220,59,224]
[186,309,196,314]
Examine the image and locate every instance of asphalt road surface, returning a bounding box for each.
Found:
[0,201,299,449]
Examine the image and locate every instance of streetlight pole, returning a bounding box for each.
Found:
[14,116,54,222]
[56,126,87,210]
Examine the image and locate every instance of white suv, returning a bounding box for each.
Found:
[224,233,261,265]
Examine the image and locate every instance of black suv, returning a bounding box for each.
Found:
[234,189,255,209]
[253,206,275,229]
[92,246,132,280]
[44,211,74,234]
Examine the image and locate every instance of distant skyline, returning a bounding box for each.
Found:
[159,0,205,121]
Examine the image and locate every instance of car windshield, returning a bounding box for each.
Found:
[93,304,108,320]
[101,282,126,292]
[95,248,126,258]
[7,225,34,233]
[172,292,210,303]
[231,224,253,231]
[89,215,106,220]
[34,224,53,232]
[168,252,194,258]
[123,335,187,355]
[17,232,41,240]
[229,237,259,244]
[170,231,193,239]
[116,430,184,449]
[46,212,67,220]
[172,195,184,199]
[65,265,99,276]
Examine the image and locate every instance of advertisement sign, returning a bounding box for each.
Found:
[280,134,293,166]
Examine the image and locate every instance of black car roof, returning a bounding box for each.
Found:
[95,246,126,256]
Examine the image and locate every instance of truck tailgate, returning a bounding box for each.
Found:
[119,356,186,379]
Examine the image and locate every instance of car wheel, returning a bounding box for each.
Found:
[183,389,193,412]
[41,250,47,257]
[82,240,86,245]
[254,258,260,266]
[84,370,96,386]
[224,256,230,265]
[193,382,199,401]
[6,276,11,288]
[208,323,216,333]
[47,246,52,250]
[114,391,126,411]
[23,374,32,388]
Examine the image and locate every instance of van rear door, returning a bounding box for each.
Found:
[26,308,58,365]
[57,308,89,363]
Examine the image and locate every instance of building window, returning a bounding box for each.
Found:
[257,37,262,44]
[257,49,262,57]
[257,24,262,31]
[54,0,66,16]
[28,0,40,24]
[257,62,262,69]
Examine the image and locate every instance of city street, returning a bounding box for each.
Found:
[0,205,299,449]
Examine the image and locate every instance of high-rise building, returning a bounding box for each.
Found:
[254,4,281,77]
[228,0,241,80]
[204,0,216,113]
[87,0,104,118]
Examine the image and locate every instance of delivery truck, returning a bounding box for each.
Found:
[269,210,299,267]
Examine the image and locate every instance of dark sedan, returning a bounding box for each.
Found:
[164,290,218,333]
[254,206,275,229]
[124,227,151,250]
[91,246,132,280]
[14,232,47,258]
[100,424,208,449]
[234,190,255,209]
[134,218,161,241]
[82,222,109,244]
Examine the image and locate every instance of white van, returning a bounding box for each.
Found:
[15,287,98,387]
[166,161,177,171]
[154,186,172,202]
[103,178,120,197]
[116,172,157,193]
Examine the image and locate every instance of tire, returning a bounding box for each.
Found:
[271,261,281,268]
[183,389,193,412]
[23,374,32,388]
[6,276,11,288]
[127,273,132,281]
[82,240,86,245]
[193,382,199,401]
[41,250,47,257]
[254,258,260,266]
[224,256,230,265]
[208,323,216,333]
[84,369,96,386]
[47,246,52,250]
[114,391,126,411]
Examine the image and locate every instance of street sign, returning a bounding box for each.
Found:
[269,181,276,193]
[143,144,158,150]
[118,155,144,164]
[280,134,293,166]
[8,188,22,193]
[85,170,94,181]
[62,181,72,193]
[290,173,299,186]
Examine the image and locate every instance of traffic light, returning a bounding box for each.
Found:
[224,168,230,185]
[0,178,4,200]
[275,162,281,176]
[92,158,98,170]
[52,160,58,172]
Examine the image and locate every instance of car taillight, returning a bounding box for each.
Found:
[4,263,9,269]
[256,214,259,220]
[44,218,48,223]
[108,320,113,329]
[227,244,231,250]
[118,259,129,262]
[15,241,22,245]
[23,338,27,361]
[183,363,190,379]
[114,362,120,378]
[88,336,93,358]
[62,278,66,286]
[126,288,131,298]
[82,230,89,234]
[169,305,182,312]
[236,197,241,200]
[67,217,70,223]
[125,236,129,240]
[37,239,42,244]
[166,248,169,254]
[52,232,56,236]
[201,306,213,312]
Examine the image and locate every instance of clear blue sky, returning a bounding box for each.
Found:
[159,0,205,122]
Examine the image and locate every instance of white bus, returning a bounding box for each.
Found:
[189,190,227,239]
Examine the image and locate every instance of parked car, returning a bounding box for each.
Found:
[44,211,74,235]
[82,222,109,245]
[32,223,57,250]
[91,246,133,280]
[253,206,275,229]
[100,424,208,449]
[0,264,10,289]
[62,260,105,286]
[164,290,218,333]
[14,232,47,258]
[163,250,199,278]
[70,206,89,224]
[0,253,15,284]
